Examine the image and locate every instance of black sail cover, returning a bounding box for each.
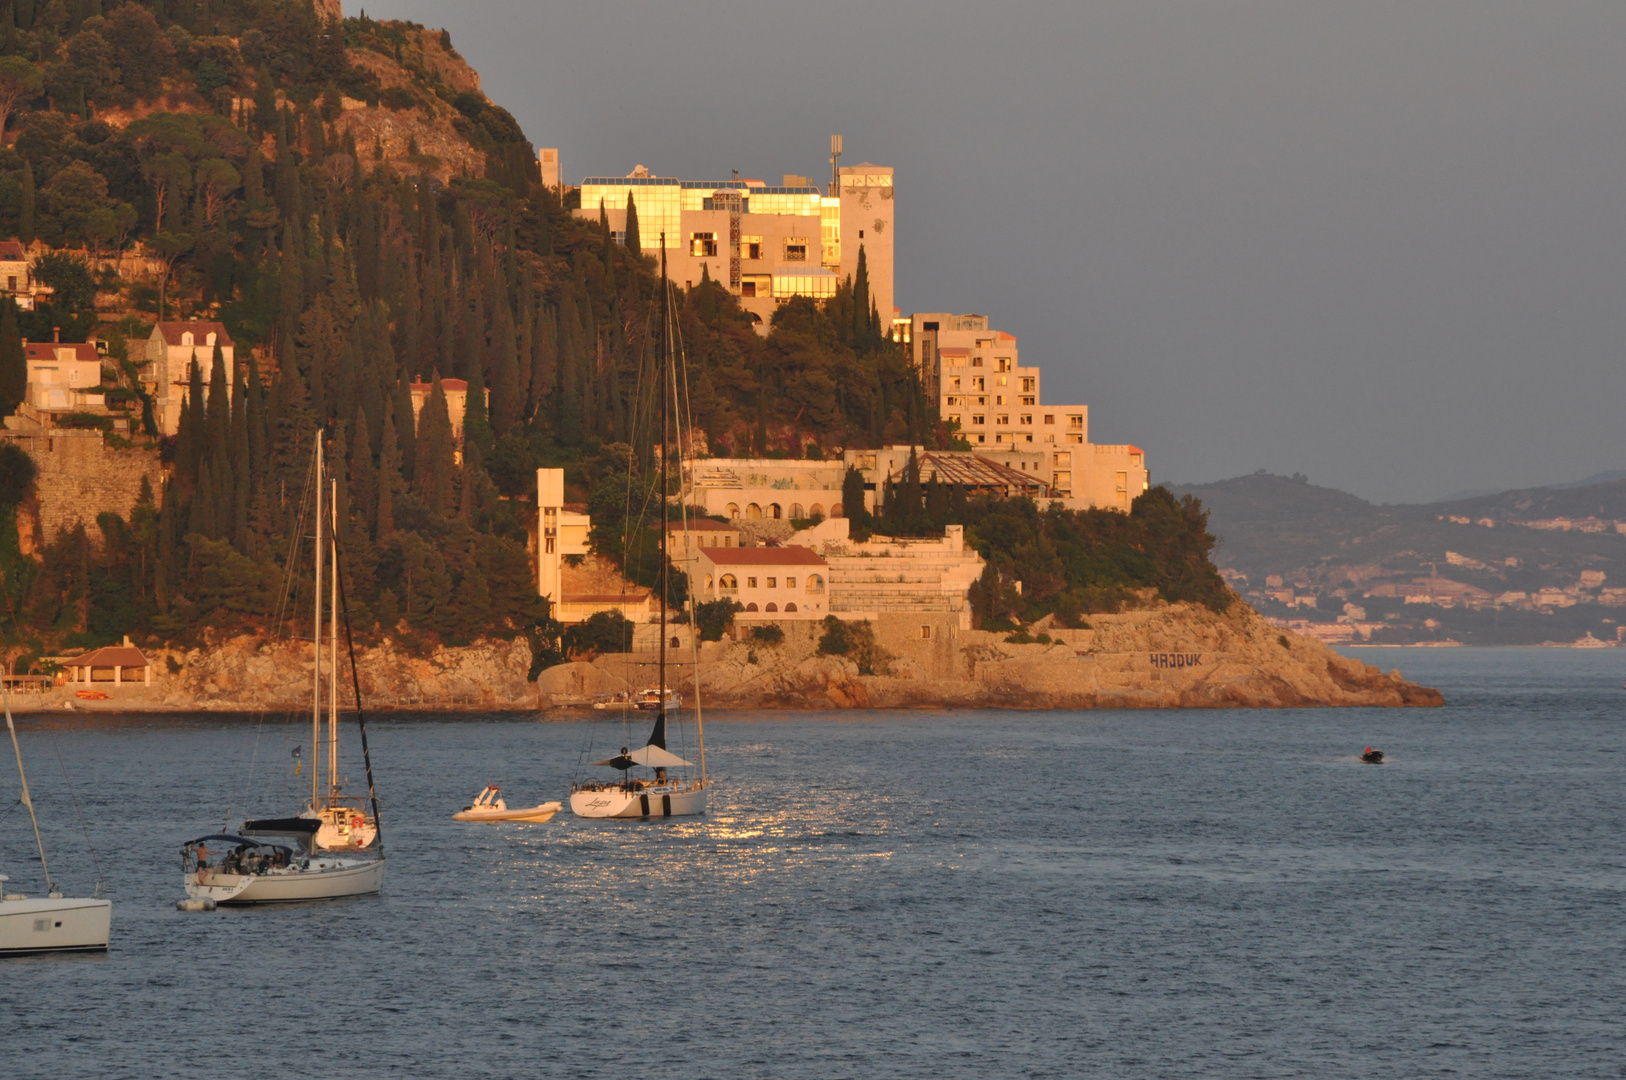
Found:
[242,817,320,838]
[647,709,667,750]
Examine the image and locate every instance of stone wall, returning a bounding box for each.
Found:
[8,430,163,545]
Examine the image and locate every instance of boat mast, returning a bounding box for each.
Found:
[2,683,53,895]
[329,475,339,797]
[657,235,668,739]
[312,431,323,810]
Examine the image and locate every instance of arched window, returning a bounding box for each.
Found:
[705,574,714,590]
[746,503,763,520]
[744,602,758,612]
[726,503,740,519]
[830,503,844,518]
[789,503,803,519]
[769,503,781,519]
[808,503,823,520]
[784,602,798,612]
[806,574,825,593]
[670,636,680,648]
[765,602,778,612]
[719,574,737,592]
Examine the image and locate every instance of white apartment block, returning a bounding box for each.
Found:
[898,312,1149,512]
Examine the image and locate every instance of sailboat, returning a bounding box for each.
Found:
[0,685,111,955]
[182,433,385,905]
[570,237,709,820]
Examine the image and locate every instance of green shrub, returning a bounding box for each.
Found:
[693,598,741,642]
[748,623,784,645]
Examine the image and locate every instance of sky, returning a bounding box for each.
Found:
[359,0,1626,504]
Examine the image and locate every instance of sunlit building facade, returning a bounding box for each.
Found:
[896,312,1149,510]
[575,150,894,333]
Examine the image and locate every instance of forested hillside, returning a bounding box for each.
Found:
[0,0,1228,670]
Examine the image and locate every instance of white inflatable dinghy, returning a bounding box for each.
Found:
[453,786,562,823]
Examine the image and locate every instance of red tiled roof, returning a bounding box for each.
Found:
[698,546,827,567]
[561,592,650,603]
[997,331,1016,341]
[23,342,98,362]
[0,239,26,260]
[410,379,469,392]
[154,321,232,348]
[70,645,148,668]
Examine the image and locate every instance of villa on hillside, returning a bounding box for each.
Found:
[142,321,234,436]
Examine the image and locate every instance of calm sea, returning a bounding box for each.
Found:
[2,647,1624,1078]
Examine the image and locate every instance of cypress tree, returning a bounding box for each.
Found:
[463,365,492,457]
[18,161,33,246]
[853,245,871,346]
[229,360,251,549]
[414,374,455,517]
[529,303,556,426]
[624,192,641,254]
[0,300,24,417]
[189,458,215,538]
[376,407,401,538]
[277,221,302,361]
[392,378,416,485]
[349,407,376,538]
[489,296,520,436]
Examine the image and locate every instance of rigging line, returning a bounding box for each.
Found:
[328,527,384,856]
[49,732,103,896]
[670,283,706,783]
[222,447,318,831]
[2,681,52,894]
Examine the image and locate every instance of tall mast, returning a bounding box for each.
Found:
[658,235,668,726]
[329,475,339,796]
[3,683,53,895]
[311,431,323,809]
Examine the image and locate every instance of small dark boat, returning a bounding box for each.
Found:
[1360,747,1384,764]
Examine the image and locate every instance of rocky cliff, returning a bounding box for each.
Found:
[17,602,1441,715]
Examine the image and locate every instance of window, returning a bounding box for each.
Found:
[1043,414,1055,425]
[997,375,1008,386]
[971,356,983,367]
[690,232,717,257]
[742,235,763,259]
[976,396,986,405]
[920,625,931,639]
[976,433,986,443]
[783,238,808,261]
[806,574,825,592]
[5,276,14,290]
[1020,377,1035,392]
[785,602,798,612]
[997,358,1011,372]
[786,577,796,588]
[745,602,758,612]
[1020,396,1035,406]
[971,415,985,426]
[789,504,803,519]
[995,395,1005,406]
[1020,414,1032,425]
[746,503,762,519]
[1054,471,1072,486]
[741,274,771,297]
[720,574,738,592]
[726,502,740,519]
[950,377,962,391]
[748,576,758,588]
[766,602,778,612]
[972,377,985,391]
[1023,433,1033,442]
[996,415,1009,425]
[766,577,777,588]
[1053,452,1072,466]
[809,503,824,519]
[1068,433,1084,444]
[1067,415,1084,429]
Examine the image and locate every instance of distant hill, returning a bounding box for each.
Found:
[1168,472,1626,646]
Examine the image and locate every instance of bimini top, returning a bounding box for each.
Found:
[593,744,695,770]
[183,834,280,848]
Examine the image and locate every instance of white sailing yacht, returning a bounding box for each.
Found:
[183,433,385,904]
[0,686,110,955]
[571,238,710,820]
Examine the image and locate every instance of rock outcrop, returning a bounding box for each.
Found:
[15,601,1441,714]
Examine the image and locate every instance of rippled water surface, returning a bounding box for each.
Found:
[3,647,1625,1077]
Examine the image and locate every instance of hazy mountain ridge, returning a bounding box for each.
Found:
[1169,472,1626,645]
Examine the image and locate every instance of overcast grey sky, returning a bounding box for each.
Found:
[362,0,1626,504]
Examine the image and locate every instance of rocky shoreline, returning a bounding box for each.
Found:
[11,601,1442,715]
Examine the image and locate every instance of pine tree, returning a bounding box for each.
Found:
[229,361,251,549]
[624,192,641,254]
[0,300,24,417]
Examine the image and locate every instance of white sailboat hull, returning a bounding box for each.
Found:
[570,783,708,819]
[0,896,111,955]
[185,856,384,905]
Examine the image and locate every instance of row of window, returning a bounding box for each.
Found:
[946,376,1035,392]
[716,574,826,592]
[949,413,1084,428]
[943,395,1038,407]
[691,233,809,261]
[722,502,843,520]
